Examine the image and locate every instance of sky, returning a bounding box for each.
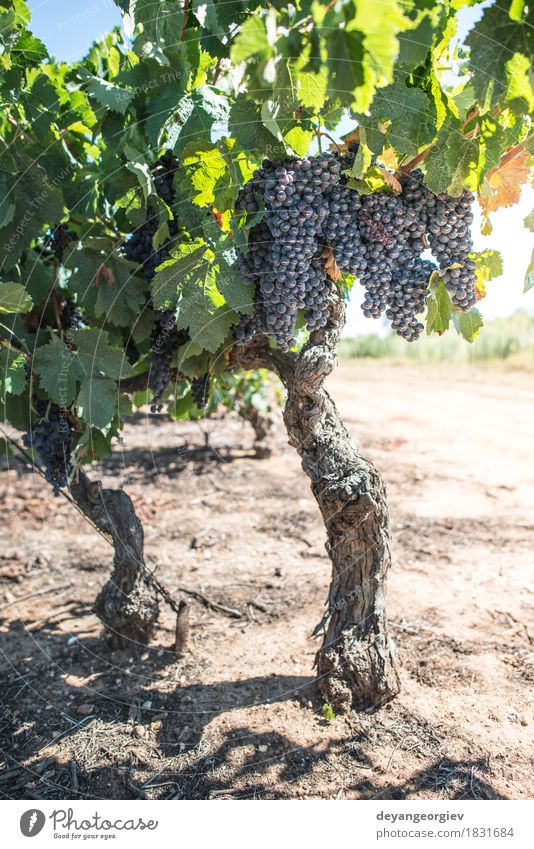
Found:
[26,0,534,334]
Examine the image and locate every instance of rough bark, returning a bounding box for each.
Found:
[231,300,400,711]
[70,471,159,648]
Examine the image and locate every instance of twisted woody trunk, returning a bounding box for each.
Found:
[78,299,400,708]
[232,299,400,710]
[71,471,159,649]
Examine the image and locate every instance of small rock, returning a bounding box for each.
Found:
[151,721,163,732]
[258,744,268,753]
[132,725,146,738]
[520,717,528,726]
[152,711,168,721]
[67,636,78,647]
[142,700,153,709]
[77,704,95,717]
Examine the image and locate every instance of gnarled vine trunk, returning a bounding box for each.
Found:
[70,471,159,648]
[232,300,400,711]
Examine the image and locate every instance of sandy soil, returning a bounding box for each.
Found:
[0,361,533,800]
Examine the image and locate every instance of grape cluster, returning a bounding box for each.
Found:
[123,150,179,281]
[152,149,179,205]
[403,171,477,310]
[23,402,72,496]
[191,373,210,410]
[148,309,189,412]
[44,223,77,261]
[234,155,477,345]
[235,154,341,349]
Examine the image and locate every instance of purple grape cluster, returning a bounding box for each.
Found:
[148,309,189,412]
[234,156,478,345]
[22,402,72,496]
[191,373,210,410]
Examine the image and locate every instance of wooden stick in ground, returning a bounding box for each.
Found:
[175,601,190,658]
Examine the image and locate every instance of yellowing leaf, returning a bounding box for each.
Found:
[479,148,530,214]
[377,147,399,171]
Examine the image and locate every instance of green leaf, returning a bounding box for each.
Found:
[77,374,117,430]
[150,240,207,311]
[71,328,126,382]
[216,260,254,314]
[397,14,436,71]
[469,250,503,285]
[230,16,269,64]
[80,71,134,115]
[357,80,435,157]
[0,161,64,271]
[294,64,328,112]
[176,285,235,353]
[0,282,33,314]
[424,122,478,195]
[182,140,227,206]
[94,262,146,327]
[426,275,452,335]
[524,209,534,232]
[326,29,364,106]
[453,308,484,342]
[228,96,284,154]
[284,126,313,157]
[466,4,533,112]
[0,348,26,397]
[33,335,78,405]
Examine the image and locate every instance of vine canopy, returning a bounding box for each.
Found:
[0,0,533,467]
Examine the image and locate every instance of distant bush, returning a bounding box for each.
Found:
[339,309,534,369]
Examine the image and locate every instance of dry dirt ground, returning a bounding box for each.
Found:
[0,361,533,801]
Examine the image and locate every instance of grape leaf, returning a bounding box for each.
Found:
[71,329,126,382]
[216,260,254,314]
[76,374,117,430]
[175,285,235,353]
[80,71,134,115]
[426,275,452,335]
[294,64,328,112]
[228,97,282,154]
[326,30,364,105]
[230,16,269,64]
[284,126,313,157]
[0,349,27,397]
[479,149,530,214]
[357,81,435,156]
[466,4,533,112]
[33,335,78,405]
[182,140,227,206]
[424,124,478,195]
[469,250,503,293]
[453,308,484,343]
[0,282,33,314]
[94,268,146,328]
[150,240,207,311]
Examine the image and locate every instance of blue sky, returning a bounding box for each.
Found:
[26,0,533,330]
[27,0,122,60]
